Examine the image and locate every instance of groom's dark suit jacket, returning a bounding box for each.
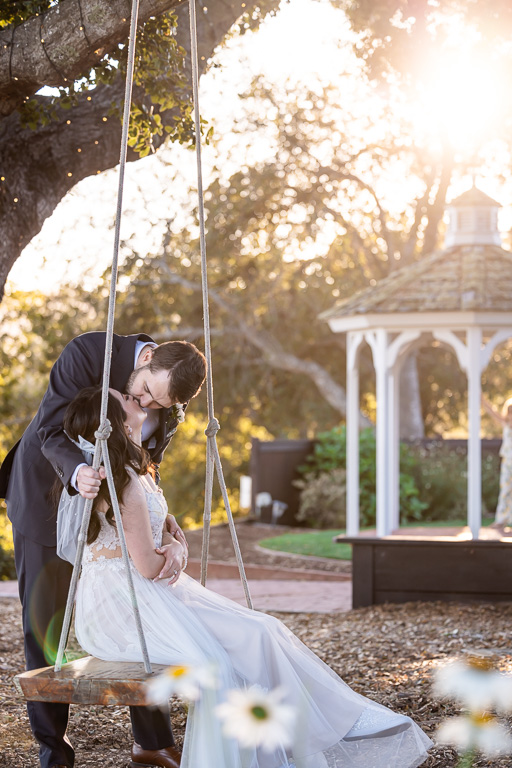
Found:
[0,332,180,547]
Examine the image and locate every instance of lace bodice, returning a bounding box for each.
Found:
[82,474,168,569]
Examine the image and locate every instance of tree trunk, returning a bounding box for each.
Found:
[399,353,424,439]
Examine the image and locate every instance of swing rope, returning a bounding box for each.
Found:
[188,0,253,609]
[54,0,152,674]
[54,0,253,676]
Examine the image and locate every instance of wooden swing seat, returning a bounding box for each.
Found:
[14,656,168,706]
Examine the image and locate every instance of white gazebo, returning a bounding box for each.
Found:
[321,186,512,540]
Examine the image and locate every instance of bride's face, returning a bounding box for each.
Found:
[109,389,147,431]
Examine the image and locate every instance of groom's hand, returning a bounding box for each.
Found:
[77,466,107,499]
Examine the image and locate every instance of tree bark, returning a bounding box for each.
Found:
[421,143,454,256]
[399,353,424,440]
[0,0,277,298]
[0,0,186,118]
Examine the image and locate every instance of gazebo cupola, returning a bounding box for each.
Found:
[321,185,512,540]
[444,186,501,247]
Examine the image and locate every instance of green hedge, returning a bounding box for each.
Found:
[406,441,499,521]
[295,426,427,529]
[295,427,499,529]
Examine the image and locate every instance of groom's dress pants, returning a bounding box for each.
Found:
[13,527,175,768]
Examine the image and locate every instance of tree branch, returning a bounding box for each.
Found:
[321,165,395,262]
[422,143,454,255]
[0,0,186,117]
[137,262,372,427]
[401,173,434,265]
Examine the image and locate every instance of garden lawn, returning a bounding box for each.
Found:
[258,519,494,561]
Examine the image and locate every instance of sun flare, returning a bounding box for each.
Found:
[408,20,510,154]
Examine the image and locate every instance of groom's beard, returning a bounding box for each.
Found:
[126,365,150,399]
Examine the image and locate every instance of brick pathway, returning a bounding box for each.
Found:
[205,578,352,613]
[0,571,352,613]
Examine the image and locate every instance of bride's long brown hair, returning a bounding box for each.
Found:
[61,386,151,544]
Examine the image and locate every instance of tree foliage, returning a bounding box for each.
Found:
[0,0,280,295]
[340,0,512,87]
[3,0,512,531]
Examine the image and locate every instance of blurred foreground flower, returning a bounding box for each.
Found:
[433,657,512,713]
[433,652,512,765]
[215,685,296,751]
[437,714,512,757]
[146,663,218,704]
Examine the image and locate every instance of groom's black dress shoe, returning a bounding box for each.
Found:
[130,742,181,768]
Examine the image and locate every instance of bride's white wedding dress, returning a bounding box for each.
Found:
[75,476,432,768]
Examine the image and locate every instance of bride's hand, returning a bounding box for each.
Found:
[165,514,189,559]
[154,539,185,584]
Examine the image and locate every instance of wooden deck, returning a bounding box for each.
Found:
[337,527,512,608]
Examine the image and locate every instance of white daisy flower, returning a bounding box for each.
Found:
[146,663,218,705]
[215,685,296,751]
[433,660,512,713]
[437,715,512,757]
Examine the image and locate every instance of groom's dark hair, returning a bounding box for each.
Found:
[150,341,207,404]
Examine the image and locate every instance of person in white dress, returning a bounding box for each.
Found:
[482,394,512,530]
[62,386,432,768]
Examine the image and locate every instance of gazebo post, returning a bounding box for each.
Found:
[467,326,482,539]
[373,329,390,536]
[387,361,400,532]
[346,331,362,536]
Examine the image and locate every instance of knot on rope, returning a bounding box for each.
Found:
[95,420,112,441]
[205,418,220,437]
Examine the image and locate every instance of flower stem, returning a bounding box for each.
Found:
[456,750,476,768]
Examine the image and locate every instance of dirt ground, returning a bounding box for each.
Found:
[1,522,511,768]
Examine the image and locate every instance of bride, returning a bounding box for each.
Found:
[62,386,432,768]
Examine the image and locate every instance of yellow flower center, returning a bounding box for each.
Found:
[470,713,495,726]
[167,665,189,679]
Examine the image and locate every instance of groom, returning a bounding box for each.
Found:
[0,331,207,768]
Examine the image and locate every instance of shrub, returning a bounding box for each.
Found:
[406,441,499,521]
[0,542,15,581]
[0,507,15,581]
[296,426,427,528]
[294,468,347,529]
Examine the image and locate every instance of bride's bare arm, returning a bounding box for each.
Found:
[155,531,187,583]
[121,476,184,580]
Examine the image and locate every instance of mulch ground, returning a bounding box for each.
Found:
[1,522,511,767]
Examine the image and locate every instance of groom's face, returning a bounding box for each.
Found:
[126,365,175,409]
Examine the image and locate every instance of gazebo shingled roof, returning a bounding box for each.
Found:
[321,244,512,318]
[449,187,502,208]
